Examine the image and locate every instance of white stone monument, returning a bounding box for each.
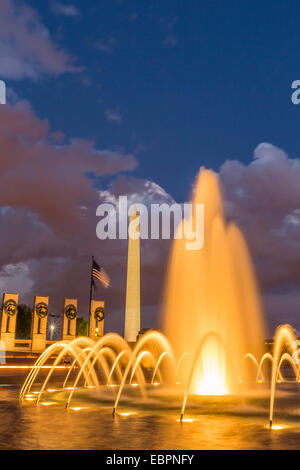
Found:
[124,207,141,343]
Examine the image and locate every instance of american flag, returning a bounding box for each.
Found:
[92,259,111,288]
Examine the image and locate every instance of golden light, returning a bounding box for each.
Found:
[177,418,194,423]
[0,365,65,369]
[269,424,289,431]
[192,337,228,396]
[163,169,265,398]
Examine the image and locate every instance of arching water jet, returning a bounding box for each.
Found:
[269,325,296,428]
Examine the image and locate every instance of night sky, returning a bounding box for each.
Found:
[1,0,300,337]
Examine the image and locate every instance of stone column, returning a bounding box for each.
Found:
[62,298,77,341]
[89,300,105,340]
[31,296,49,352]
[124,207,140,343]
[0,293,18,350]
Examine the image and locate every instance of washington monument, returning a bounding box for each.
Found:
[124,207,140,342]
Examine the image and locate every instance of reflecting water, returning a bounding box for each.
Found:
[3,384,300,449]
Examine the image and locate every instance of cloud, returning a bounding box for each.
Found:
[0,175,174,333]
[0,100,137,236]
[52,2,81,17]
[2,110,299,336]
[0,0,80,80]
[93,38,116,54]
[0,261,33,296]
[0,99,174,333]
[161,16,178,48]
[105,109,122,124]
[163,34,177,47]
[220,142,300,333]
[130,12,138,22]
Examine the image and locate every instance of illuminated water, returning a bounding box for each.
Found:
[3,384,300,449]
[17,168,300,444]
[163,169,265,396]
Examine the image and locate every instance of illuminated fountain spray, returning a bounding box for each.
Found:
[163,169,265,397]
[20,168,300,429]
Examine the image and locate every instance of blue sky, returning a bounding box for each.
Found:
[12,0,300,202]
[2,0,300,334]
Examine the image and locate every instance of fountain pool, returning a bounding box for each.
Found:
[18,168,300,447]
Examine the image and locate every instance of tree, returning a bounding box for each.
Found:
[15,304,32,339]
[76,317,89,336]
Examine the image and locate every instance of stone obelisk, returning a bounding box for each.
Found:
[124,207,140,343]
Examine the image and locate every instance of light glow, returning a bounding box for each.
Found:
[0,365,65,369]
[269,424,289,431]
[194,338,228,396]
[164,169,265,398]
[177,418,194,423]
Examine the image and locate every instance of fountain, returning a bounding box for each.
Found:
[19,168,300,431]
[164,169,265,396]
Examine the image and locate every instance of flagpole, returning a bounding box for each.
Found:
[88,256,94,335]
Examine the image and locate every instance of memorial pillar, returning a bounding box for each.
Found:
[62,298,77,341]
[0,293,18,350]
[89,300,105,340]
[31,296,49,352]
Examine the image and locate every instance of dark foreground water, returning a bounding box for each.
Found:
[2,384,300,449]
